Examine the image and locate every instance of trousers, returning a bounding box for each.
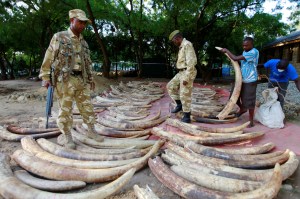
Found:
[55,75,95,134]
[167,70,196,112]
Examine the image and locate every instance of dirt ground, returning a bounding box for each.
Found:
[0,77,299,199]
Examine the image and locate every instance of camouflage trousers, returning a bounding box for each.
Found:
[166,70,196,112]
[55,75,95,135]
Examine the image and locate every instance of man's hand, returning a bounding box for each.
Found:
[90,81,95,91]
[42,80,51,89]
[183,80,188,86]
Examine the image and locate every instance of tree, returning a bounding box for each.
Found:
[0,0,292,80]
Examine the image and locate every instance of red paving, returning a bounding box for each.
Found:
[149,82,300,155]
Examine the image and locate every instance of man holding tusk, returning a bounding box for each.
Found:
[39,9,104,149]
[220,37,259,128]
[167,30,197,123]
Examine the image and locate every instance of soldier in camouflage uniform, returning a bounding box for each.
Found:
[39,9,104,149]
[167,30,197,123]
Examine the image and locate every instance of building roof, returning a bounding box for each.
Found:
[264,30,300,48]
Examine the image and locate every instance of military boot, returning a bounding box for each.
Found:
[87,125,104,142]
[171,100,182,113]
[181,112,191,123]
[64,133,76,149]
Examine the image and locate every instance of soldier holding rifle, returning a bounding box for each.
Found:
[39,9,103,149]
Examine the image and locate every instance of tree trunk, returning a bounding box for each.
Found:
[86,0,111,78]
[3,53,14,80]
[137,0,144,78]
[0,53,8,80]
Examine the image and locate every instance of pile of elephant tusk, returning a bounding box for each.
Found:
[94,81,164,108]
[146,118,298,199]
[176,86,240,124]
[0,135,164,198]
[1,80,299,199]
[0,81,171,198]
[92,81,170,136]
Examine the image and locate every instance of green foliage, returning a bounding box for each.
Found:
[0,0,295,79]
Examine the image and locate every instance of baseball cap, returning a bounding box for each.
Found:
[69,9,91,23]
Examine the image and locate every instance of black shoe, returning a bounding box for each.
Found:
[171,100,182,113]
[171,104,182,113]
[181,112,191,123]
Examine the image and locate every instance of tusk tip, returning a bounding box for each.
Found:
[215,46,223,50]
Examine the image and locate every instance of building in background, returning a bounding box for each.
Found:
[260,30,300,74]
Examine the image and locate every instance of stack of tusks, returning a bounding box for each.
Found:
[145,119,299,198]
[0,135,164,198]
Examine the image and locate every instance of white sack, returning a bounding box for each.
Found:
[254,87,285,128]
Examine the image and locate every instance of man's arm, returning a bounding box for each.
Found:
[295,77,300,92]
[39,34,59,87]
[220,48,245,61]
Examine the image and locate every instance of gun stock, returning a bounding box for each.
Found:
[45,85,54,129]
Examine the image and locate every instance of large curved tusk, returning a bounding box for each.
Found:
[0,126,61,141]
[75,142,143,154]
[162,151,258,181]
[171,165,262,193]
[185,142,283,160]
[70,129,156,149]
[148,156,231,198]
[12,140,164,183]
[107,107,150,117]
[166,118,244,136]
[20,137,139,169]
[14,170,86,191]
[108,110,149,121]
[215,46,242,120]
[133,184,160,199]
[98,114,170,130]
[0,153,136,199]
[94,123,151,137]
[7,125,59,134]
[35,138,149,161]
[106,109,161,122]
[168,142,290,169]
[162,148,298,181]
[193,121,250,133]
[228,163,282,199]
[80,124,150,139]
[193,116,238,124]
[96,117,142,130]
[185,141,275,155]
[151,127,264,146]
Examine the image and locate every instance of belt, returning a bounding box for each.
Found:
[178,68,187,72]
[71,71,82,76]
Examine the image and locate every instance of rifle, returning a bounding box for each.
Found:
[45,85,54,129]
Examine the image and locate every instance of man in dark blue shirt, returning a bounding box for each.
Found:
[262,59,300,108]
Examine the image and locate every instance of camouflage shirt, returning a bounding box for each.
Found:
[39,28,93,84]
[176,38,197,81]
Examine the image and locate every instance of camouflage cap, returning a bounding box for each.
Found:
[169,30,180,41]
[69,9,91,23]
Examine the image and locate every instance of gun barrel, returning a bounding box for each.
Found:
[45,86,54,129]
